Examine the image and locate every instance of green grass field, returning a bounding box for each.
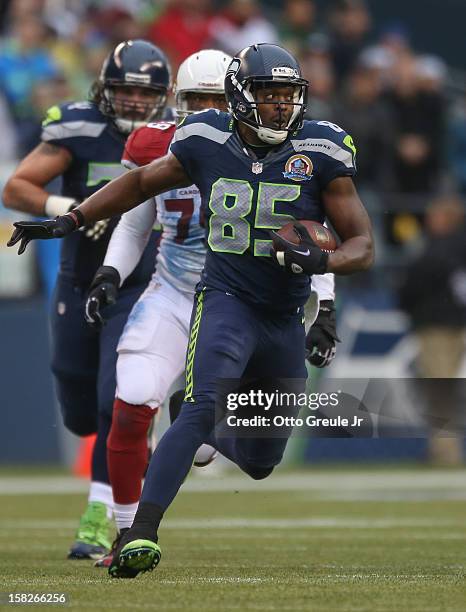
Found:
[1,467,465,611]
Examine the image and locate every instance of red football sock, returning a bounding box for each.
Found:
[107,398,156,505]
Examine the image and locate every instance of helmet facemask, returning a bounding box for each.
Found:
[241,80,307,145]
[174,91,228,122]
[103,84,167,134]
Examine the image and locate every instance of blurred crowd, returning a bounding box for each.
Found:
[0,0,465,250]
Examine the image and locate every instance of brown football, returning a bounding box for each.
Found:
[274,220,337,253]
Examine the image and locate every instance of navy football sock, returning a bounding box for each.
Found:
[140,401,214,511]
[127,502,164,543]
[91,412,111,484]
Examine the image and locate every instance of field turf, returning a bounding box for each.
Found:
[0,468,465,611]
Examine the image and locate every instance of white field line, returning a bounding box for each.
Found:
[0,470,465,496]
[0,517,462,530]
[316,490,466,501]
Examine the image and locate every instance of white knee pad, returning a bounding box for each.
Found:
[116,278,191,408]
[116,353,160,408]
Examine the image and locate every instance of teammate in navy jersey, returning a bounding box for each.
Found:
[8,43,374,576]
[3,39,171,560]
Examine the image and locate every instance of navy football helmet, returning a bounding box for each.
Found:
[95,39,171,133]
[225,43,308,145]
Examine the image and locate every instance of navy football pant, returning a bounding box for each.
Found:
[141,288,307,510]
[50,274,145,484]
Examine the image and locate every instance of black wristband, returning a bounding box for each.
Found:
[316,251,329,274]
[67,209,85,228]
[55,213,81,236]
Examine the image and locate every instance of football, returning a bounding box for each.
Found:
[273,220,337,253]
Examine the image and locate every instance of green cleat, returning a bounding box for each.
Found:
[68,501,112,560]
[109,539,161,579]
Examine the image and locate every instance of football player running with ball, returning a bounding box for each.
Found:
[84,49,338,568]
[8,44,374,576]
[3,40,171,560]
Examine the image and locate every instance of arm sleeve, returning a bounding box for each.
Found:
[103,198,157,285]
[305,273,335,329]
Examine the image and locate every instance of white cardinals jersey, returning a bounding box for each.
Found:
[104,121,206,295]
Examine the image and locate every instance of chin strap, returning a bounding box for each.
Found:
[255,125,288,145]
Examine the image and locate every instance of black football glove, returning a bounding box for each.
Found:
[270,222,329,275]
[7,211,84,255]
[306,300,340,368]
[85,265,120,330]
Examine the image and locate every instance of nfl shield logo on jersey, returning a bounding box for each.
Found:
[251,162,263,174]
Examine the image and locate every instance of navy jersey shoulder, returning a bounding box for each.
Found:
[41,101,108,151]
[290,119,357,187]
[177,108,232,130]
[170,109,233,183]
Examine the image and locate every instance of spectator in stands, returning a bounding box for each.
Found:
[0,93,17,162]
[332,60,394,190]
[279,0,317,57]
[210,0,278,58]
[146,0,216,68]
[382,53,447,244]
[92,7,144,47]
[21,76,73,153]
[0,0,13,33]
[302,53,336,122]
[46,19,111,100]
[0,13,59,155]
[399,194,466,465]
[326,0,372,88]
[6,0,45,22]
[40,0,145,41]
[386,54,446,194]
[357,44,395,90]
[449,93,466,195]
[306,31,332,62]
[377,22,412,68]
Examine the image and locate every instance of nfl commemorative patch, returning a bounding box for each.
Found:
[283,154,313,182]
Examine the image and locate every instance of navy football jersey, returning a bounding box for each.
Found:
[170,110,356,311]
[41,101,158,288]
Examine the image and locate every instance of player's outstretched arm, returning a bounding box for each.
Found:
[7,153,190,254]
[77,153,190,224]
[323,177,374,275]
